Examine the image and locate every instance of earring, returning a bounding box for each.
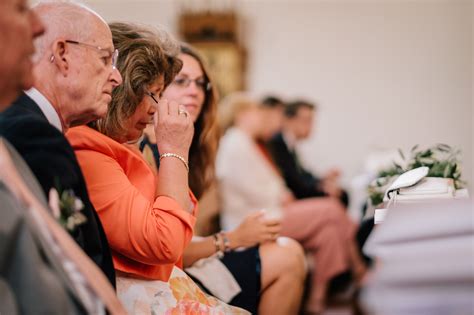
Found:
[50,55,55,63]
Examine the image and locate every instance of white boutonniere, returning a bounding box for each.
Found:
[49,188,87,232]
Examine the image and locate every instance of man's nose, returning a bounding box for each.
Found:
[31,10,46,39]
[110,68,123,87]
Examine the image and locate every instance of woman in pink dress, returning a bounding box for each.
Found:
[217,94,367,314]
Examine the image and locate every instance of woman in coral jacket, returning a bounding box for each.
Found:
[68,21,194,282]
[65,23,246,314]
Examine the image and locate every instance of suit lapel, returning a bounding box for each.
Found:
[279,133,304,174]
[12,93,48,120]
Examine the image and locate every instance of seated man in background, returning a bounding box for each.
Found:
[217,94,366,313]
[0,1,122,286]
[266,98,349,206]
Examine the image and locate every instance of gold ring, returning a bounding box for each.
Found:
[178,109,188,117]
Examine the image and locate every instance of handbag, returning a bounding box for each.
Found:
[185,255,241,303]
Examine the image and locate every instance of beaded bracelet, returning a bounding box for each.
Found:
[219,231,232,252]
[212,233,224,258]
[159,153,189,172]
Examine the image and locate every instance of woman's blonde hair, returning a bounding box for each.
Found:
[90,22,182,140]
[218,92,259,133]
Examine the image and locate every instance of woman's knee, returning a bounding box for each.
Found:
[277,237,305,266]
[260,237,307,282]
[323,198,348,222]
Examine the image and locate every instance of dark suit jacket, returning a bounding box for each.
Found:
[0,140,87,314]
[0,93,115,287]
[268,132,349,206]
[267,132,326,198]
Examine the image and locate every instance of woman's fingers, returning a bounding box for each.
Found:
[154,98,194,157]
[264,217,281,226]
[266,224,281,234]
[156,98,168,121]
[168,99,179,116]
[178,105,190,121]
[256,224,280,242]
[265,232,279,241]
[156,99,186,119]
[247,210,266,220]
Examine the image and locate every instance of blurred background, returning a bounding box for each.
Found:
[84,0,473,206]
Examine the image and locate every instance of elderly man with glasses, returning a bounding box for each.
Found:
[0,0,122,287]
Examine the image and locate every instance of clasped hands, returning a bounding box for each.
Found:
[227,210,282,249]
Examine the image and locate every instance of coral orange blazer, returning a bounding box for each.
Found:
[67,126,197,281]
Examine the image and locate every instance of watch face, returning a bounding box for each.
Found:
[193,42,244,97]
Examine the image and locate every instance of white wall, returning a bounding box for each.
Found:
[87,0,473,192]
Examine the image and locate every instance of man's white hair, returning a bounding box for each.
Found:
[32,0,107,62]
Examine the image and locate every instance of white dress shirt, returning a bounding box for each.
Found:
[25,88,63,132]
[281,130,297,151]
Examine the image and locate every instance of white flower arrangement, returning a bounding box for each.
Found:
[49,188,87,232]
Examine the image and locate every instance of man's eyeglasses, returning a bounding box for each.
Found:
[65,40,119,69]
[172,77,211,92]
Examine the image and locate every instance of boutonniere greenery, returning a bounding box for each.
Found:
[367,144,464,206]
[49,187,87,233]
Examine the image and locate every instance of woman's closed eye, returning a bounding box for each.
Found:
[151,89,163,98]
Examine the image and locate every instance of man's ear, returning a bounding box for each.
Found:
[50,40,69,77]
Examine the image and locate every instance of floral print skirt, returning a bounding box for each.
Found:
[116,266,249,315]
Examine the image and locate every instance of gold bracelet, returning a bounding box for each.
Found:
[159,153,189,172]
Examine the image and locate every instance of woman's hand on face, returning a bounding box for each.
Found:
[154,99,194,159]
[227,210,282,249]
